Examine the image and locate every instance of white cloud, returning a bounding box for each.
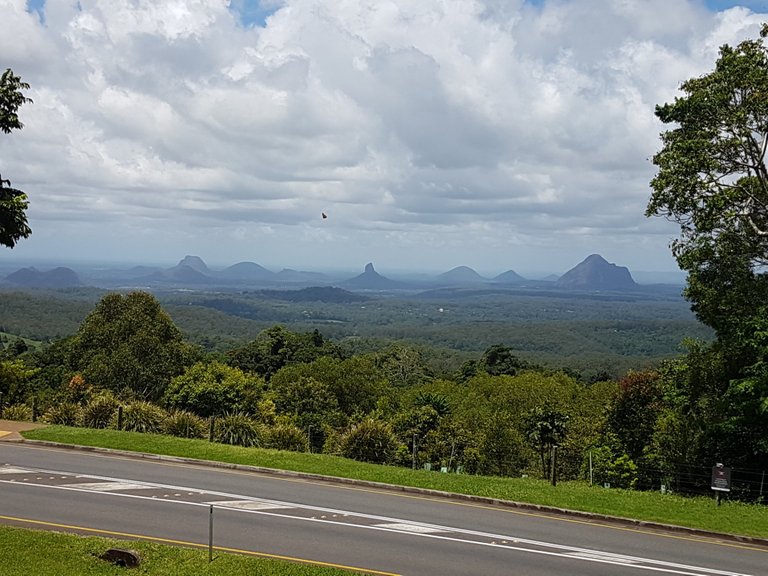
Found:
[0,0,766,274]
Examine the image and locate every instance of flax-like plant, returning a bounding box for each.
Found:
[163,410,206,439]
[213,412,262,447]
[119,401,167,434]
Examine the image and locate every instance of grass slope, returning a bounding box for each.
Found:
[21,426,768,539]
[0,525,360,575]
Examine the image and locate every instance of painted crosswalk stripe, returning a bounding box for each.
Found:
[0,466,30,474]
[375,523,446,534]
[64,482,152,492]
[205,500,292,510]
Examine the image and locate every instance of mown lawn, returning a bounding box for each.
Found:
[0,524,364,575]
[22,425,768,539]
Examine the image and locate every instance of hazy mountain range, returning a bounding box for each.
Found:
[0,254,683,293]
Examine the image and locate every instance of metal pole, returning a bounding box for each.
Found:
[589,451,593,485]
[307,425,312,453]
[209,505,214,562]
[412,434,417,470]
[551,446,557,487]
[760,470,765,502]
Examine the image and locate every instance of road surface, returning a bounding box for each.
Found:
[0,443,765,576]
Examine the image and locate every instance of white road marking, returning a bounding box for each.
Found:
[64,482,152,492]
[374,523,446,534]
[0,466,31,474]
[204,500,291,510]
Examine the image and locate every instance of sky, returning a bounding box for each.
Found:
[1,0,768,276]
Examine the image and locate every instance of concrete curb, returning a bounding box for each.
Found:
[17,438,768,549]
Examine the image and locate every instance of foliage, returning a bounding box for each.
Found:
[0,358,38,404]
[163,360,263,417]
[269,374,341,433]
[477,411,529,477]
[524,405,569,479]
[68,292,198,400]
[339,418,399,464]
[80,394,118,429]
[163,410,206,439]
[42,402,81,426]
[375,343,430,387]
[263,420,310,452]
[119,400,167,434]
[227,325,343,381]
[586,443,638,490]
[478,344,531,376]
[213,412,263,447]
[0,68,33,249]
[605,370,663,461]
[2,403,31,421]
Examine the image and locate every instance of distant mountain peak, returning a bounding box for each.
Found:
[437,266,486,284]
[4,266,81,288]
[556,254,636,291]
[342,262,406,290]
[178,255,209,274]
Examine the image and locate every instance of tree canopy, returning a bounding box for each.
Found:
[68,291,198,400]
[647,26,768,339]
[647,26,768,471]
[0,68,33,249]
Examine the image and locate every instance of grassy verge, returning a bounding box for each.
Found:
[22,426,768,539]
[0,524,360,575]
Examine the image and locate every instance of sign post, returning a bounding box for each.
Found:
[711,463,731,506]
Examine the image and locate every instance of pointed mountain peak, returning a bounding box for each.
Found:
[556,254,636,291]
[177,255,209,273]
[364,262,375,274]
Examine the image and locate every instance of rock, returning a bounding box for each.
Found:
[99,548,141,568]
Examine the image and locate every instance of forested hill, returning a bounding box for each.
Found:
[0,285,711,380]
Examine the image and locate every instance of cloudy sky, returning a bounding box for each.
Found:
[1,0,767,276]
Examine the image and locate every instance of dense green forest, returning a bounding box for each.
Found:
[0,285,711,380]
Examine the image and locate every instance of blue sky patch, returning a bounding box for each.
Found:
[228,0,281,28]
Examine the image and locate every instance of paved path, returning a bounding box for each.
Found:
[0,419,46,441]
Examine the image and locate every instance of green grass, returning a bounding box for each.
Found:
[22,426,768,540]
[0,524,360,575]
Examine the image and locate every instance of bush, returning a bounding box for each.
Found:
[263,422,309,452]
[42,402,81,426]
[81,395,118,429]
[585,445,638,489]
[1,403,32,422]
[213,412,262,447]
[119,401,167,434]
[339,418,398,464]
[163,410,206,439]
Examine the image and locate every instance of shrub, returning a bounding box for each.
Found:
[213,412,262,447]
[263,422,309,452]
[339,418,398,464]
[42,402,81,426]
[119,401,167,434]
[2,403,32,422]
[81,395,118,429]
[585,444,638,489]
[163,410,206,439]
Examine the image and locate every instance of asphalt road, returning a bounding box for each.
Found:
[0,443,765,576]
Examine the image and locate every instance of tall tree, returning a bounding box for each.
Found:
[68,292,198,400]
[647,26,768,470]
[647,26,768,341]
[0,68,33,248]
